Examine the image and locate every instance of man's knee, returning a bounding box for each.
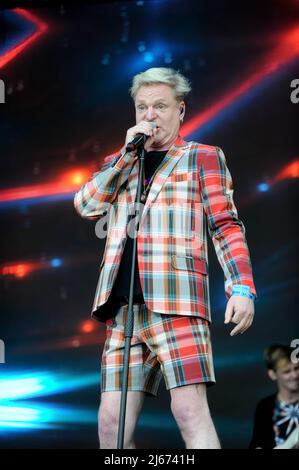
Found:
[98,395,120,439]
[170,384,210,429]
[98,391,144,445]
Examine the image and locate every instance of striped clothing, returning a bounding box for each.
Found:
[74,135,257,323]
[102,303,215,395]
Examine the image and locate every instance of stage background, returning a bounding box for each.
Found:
[0,0,298,448]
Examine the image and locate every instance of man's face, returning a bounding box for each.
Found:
[134,84,184,149]
[269,360,299,394]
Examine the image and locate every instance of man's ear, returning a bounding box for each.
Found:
[268,369,277,382]
[179,102,185,120]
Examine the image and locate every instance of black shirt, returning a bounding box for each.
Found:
[110,149,168,302]
[249,393,299,448]
[249,394,277,449]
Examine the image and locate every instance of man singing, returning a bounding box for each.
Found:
[74,67,257,449]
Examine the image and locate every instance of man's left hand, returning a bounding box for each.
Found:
[224,296,255,336]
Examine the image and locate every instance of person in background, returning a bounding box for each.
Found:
[249,344,299,449]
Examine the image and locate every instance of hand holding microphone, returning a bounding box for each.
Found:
[125,121,157,152]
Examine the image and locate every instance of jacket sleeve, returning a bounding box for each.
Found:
[198,145,257,300]
[74,147,137,220]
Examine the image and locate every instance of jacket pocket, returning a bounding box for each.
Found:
[167,172,193,182]
[171,254,208,275]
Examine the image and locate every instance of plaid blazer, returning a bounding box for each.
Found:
[74,135,257,323]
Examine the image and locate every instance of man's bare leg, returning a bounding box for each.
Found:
[170,383,221,449]
[98,391,145,449]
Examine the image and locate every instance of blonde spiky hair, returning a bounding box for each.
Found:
[129,67,191,102]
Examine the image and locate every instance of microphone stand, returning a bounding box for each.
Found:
[117,144,145,449]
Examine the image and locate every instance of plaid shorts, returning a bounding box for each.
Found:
[101,303,216,396]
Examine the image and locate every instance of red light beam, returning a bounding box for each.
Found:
[0,8,48,70]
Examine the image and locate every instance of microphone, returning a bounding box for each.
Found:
[125,122,157,152]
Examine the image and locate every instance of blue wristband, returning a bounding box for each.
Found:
[231,284,255,301]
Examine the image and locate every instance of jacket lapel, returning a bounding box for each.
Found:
[126,135,190,220]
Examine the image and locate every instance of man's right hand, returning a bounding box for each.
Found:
[125,120,157,150]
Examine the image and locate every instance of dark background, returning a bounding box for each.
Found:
[0,0,298,449]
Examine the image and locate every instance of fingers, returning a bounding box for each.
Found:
[144,127,159,150]
[230,318,249,336]
[224,296,255,336]
[230,312,254,336]
[136,121,155,136]
[126,121,155,145]
[224,302,234,324]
